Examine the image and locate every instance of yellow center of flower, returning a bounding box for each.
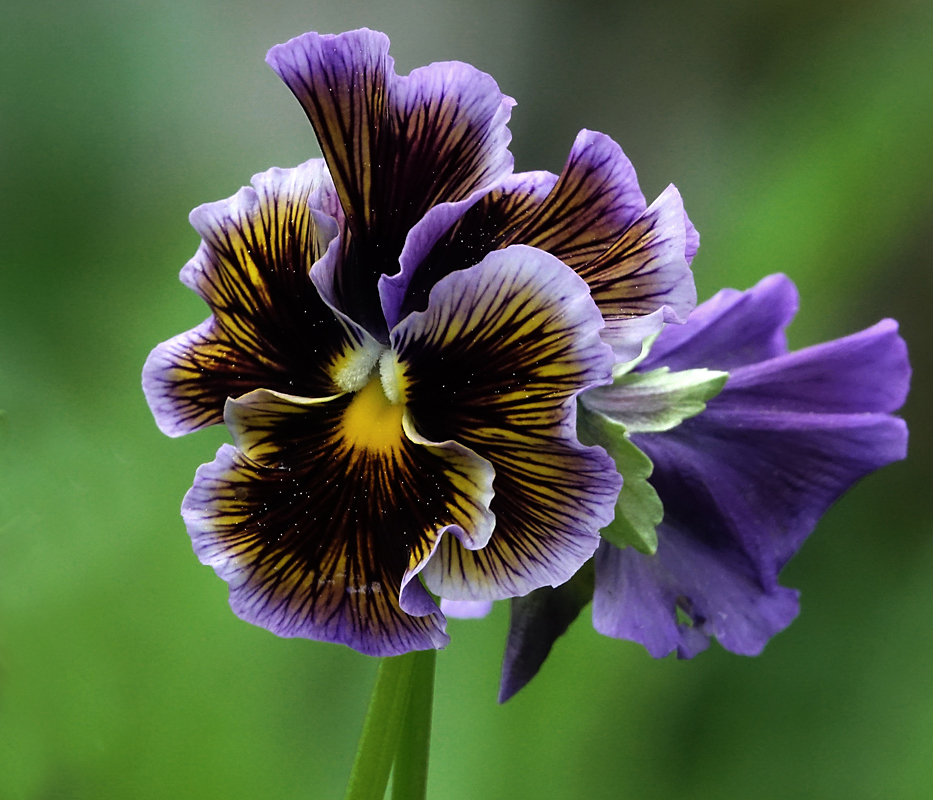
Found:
[341,372,405,453]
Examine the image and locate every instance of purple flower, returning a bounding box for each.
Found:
[142,29,696,656]
[499,273,909,701]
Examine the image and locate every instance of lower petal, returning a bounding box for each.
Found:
[182,386,495,657]
[593,533,800,658]
[422,437,619,599]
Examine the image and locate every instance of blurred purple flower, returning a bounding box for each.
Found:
[499,274,909,701]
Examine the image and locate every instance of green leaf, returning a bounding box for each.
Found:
[577,406,662,555]
[586,367,728,434]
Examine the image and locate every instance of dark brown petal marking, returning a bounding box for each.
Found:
[399,171,558,318]
[394,247,620,599]
[267,31,514,333]
[183,387,494,655]
[143,161,367,436]
[399,131,694,332]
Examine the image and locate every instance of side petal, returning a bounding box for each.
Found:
[392,245,621,600]
[183,387,495,657]
[266,29,515,331]
[640,273,799,373]
[142,160,371,437]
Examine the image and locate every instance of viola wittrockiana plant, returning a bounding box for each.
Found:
[143,29,909,695]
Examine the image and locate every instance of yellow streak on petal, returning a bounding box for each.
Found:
[341,374,406,453]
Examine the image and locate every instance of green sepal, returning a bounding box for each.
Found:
[577,405,662,555]
[500,560,595,703]
[611,331,660,379]
[599,366,728,434]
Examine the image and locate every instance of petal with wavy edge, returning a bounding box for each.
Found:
[182,386,495,656]
[392,245,621,600]
[266,29,515,333]
[382,170,558,328]
[142,160,373,437]
[593,276,910,658]
[575,183,697,357]
[386,130,696,360]
[593,533,799,659]
[640,273,798,373]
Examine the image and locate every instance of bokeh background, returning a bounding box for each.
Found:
[1,0,931,797]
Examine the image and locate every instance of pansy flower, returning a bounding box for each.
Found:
[142,29,698,656]
[498,273,910,700]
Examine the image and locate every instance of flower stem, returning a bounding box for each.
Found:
[343,653,417,800]
[391,648,436,800]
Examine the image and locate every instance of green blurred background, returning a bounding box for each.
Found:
[1,0,931,797]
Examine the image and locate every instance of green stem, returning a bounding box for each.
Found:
[391,649,437,800]
[343,653,417,800]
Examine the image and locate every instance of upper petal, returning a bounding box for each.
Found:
[142,160,373,437]
[382,170,558,328]
[183,385,495,656]
[266,29,515,333]
[640,272,798,373]
[391,245,621,600]
[385,129,697,360]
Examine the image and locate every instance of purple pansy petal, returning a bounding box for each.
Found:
[593,533,799,658]
[516,129,646,261]
[683,210,700,265]
[267,29,515,332]
[582,183,696,320]
[184,443,446,656]
[628,411,906,616]
[717,319,910,416]
[440,599,494,619]
[384,129,696,358]
[640,273,798,373]
[391,245,621,600]
[581,184,697,359]
[142,160,369,437]
[381,170,559,328]
[182,385,496,656]
[594,275,910,658]
[503,131,695,354]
